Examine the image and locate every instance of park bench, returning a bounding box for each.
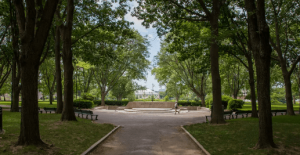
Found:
[205,111,233,122]
[234,110,252,119]
[74,108,82,117]
[223,111,233,120]
[271,110,287,116]
[44,107,57,114]
[80,110,98,120]
[19,107,43,113]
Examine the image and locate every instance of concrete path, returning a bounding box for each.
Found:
[90,110,210,155]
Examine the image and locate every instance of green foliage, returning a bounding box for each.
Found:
[81,93,95,101]
[206,95,233,109]
[73,99,94,109]
[164,95,169,101]
[227,99,245,110]
[127,93,136,102]
[178,101,201,106]
[93,100,129,106]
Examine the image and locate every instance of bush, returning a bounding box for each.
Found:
[227,99,245,110]
[81,93,95,101]
[93,100,129,106]
[127,93,136,102]
[177,101,201,106]
[73,99,94,109]
[164,95,169,101]
[206,95,233,109]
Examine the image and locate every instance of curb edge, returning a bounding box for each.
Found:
[81,125,121,155]
[181,125,210,155]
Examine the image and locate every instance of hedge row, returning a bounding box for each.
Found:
[93,100,129,106]
[73,99,94,108]
[178,101,201,106]
[205,95,245,110]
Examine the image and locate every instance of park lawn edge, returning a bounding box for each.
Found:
[0,111,115,155]
[184,115,300,155]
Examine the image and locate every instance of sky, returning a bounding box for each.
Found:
[124,2,162,91]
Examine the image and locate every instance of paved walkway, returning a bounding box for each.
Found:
[90,110,210,155]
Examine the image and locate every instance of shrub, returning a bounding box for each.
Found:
[177,101,201,106]
[127,93,136,102]
[206,95,233,109]
[164,95,169,101]
[227,99,245,110]
[81,93,95,101]
[93,100,129,106]
[73,99,94,109]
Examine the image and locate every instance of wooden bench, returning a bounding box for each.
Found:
[205,111,233,122]
[80,110,98,120]
[223,111,233,120]
[19,107,43,113]
[74,108,82,117]
[234,110,252,119]
[44,107,57,114]
[271,110,287,116]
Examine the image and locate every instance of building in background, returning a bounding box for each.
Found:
[135,89,159,99]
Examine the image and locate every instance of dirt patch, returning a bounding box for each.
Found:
[89,128,124,155]
[47,121,64,130]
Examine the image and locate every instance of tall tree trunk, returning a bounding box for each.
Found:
[11,60,19,112]
[245,0,276,149]
[101,91,106,106]
[200,76,206,107]
[10,6,20,112]
[248,57,258,117]
[18,59,44,145]
[61,0,76,121]
[55,26,63,114]
[49,92,53,105]
[283,74,295,115]
[200,95,205,107]
[209,0,225,124]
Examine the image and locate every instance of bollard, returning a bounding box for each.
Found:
[0,107,2,132]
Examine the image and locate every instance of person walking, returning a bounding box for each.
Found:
[174,102,179,115]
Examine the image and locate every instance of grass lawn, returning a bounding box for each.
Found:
[238,103,300,111]
[0,101,97,109]
[184,115,300,155]
[0,111,115,154]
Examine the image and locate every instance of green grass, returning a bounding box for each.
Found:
[0,111,115,154]
[238,103,300,111]
[0,101,96,108]
[184,115,300,155]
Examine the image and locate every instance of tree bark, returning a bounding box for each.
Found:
[245,0,276,149]
[283,74,295,115]
[10,6,20,112]
[13,0,59,145]
[18,61,44,145]
[209,0,225,124]
[11,60,20,112]
[61,0,77,121]
[55,26,63,114]
[247,56,258,118]
[101,91,106,106]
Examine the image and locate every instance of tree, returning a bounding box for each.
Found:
[165,77,187,102]
[152,38,209,107]
[134,0,226,124]
[244,0,276,149]
[111,76,145,101]
[39,58,56,105]
[267,0,300,115]
[12,0,59,145]
[88,31,150,105]
[219,57,247,99]
[220,4,259,117]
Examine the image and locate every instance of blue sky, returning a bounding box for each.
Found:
[124,2,162,91]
